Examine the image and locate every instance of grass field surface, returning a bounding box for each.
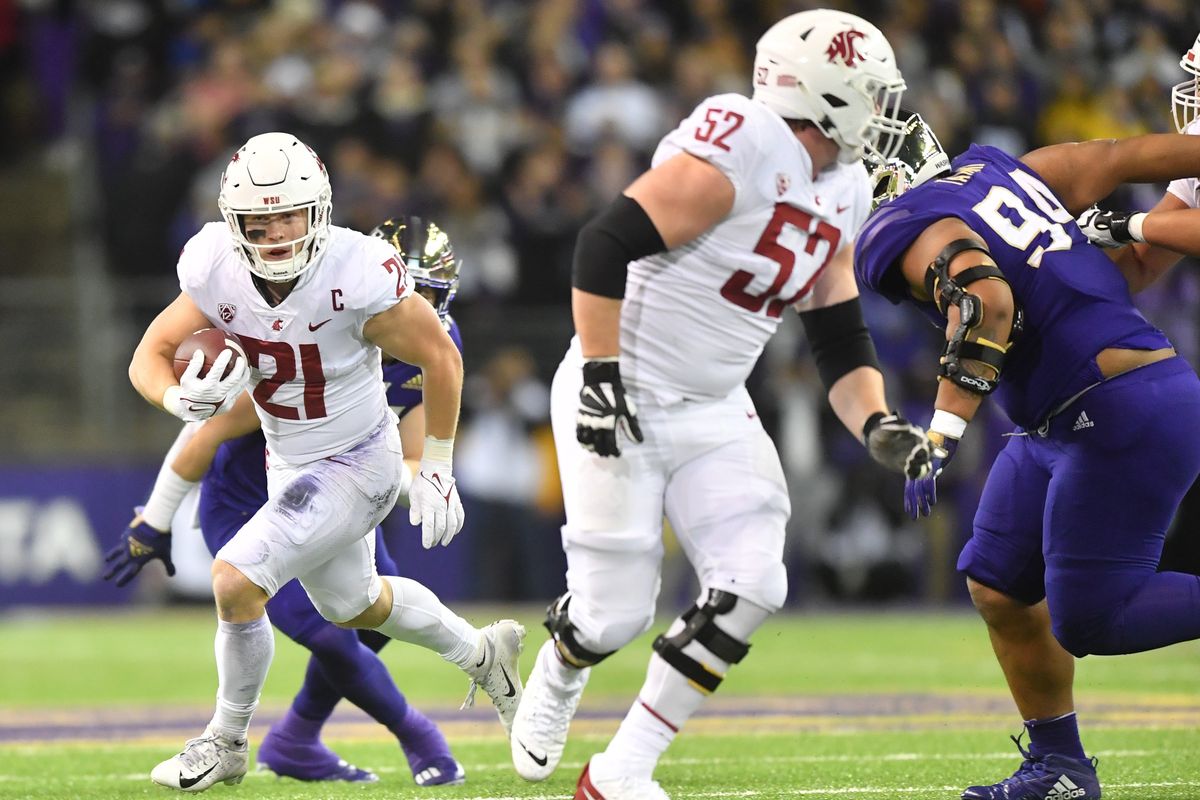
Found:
[2,606,1198,799]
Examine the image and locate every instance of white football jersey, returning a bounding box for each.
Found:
[179,223,415,465]
[1167,117,1200,208]
[619,93,872,405]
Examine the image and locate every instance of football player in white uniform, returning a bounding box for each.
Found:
[128,133,524,793]
[509,11,931,800]
[1077,31,1200,268]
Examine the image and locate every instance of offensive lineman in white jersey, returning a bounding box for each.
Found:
[509,11,932,800]
[1077,32,1200,268]
[128,132,525,793]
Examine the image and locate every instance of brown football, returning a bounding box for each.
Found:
[173,328,246,381]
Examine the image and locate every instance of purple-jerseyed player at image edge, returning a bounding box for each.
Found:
[856,111,1200,800]
[106,216,468,787]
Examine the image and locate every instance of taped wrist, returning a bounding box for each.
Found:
[799,297,882,392]
[1126,212,1147,243]
[572,195,667,299]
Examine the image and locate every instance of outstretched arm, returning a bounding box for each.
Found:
[1021,134,1200,216]
[1077,192,1194,293]
[798,245,931,479]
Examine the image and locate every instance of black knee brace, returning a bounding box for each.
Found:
[652,590,750,694]
[544,593,617,668]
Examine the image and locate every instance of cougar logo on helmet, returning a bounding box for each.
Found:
[752,9,906,164]
[825,29,866,67]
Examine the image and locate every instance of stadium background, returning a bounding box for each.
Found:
[3,0,1200,613]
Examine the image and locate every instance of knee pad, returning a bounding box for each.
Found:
[652,590,764,694]
[544,593,626,668]
[744,561,788,613]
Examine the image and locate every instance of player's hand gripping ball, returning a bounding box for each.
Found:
[164,328,250,422]
[172,328,245,380]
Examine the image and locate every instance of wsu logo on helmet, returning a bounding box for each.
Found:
[825,28,866,67]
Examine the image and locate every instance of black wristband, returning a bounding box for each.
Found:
[799,297,882,392]
[572,195,667,299]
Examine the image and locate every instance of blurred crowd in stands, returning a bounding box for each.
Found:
[3,0,1200,604]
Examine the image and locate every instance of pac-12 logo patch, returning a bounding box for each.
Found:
[218,303,237,323]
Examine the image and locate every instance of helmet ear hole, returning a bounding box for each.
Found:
[822,94,848,108]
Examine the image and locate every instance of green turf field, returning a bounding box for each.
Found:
[2,606,1198,799]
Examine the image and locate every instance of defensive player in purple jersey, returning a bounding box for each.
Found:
[1076,32,1200,277]
[855,113,1200,800]
[105,217,468,787]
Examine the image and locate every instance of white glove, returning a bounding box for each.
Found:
[162,349,250,422]
[409,442,464,548]
[1076,206,1147,248]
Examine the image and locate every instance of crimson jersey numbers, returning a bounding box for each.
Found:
[694,107,744,152]
[720,204,841,318]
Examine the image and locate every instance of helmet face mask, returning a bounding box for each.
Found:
[1171,33,1200,133]
[370,216,460,319]
[864,111,951,209]
[218,132,333,282]
[752,9,907,164]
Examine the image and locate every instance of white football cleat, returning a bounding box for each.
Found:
[150,727,248,792]
[462,620,526,736]
[511,639,590,781]
[575,753,670,800]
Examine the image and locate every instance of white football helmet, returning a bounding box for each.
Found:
[1171,32,1200,133]
[752,10,906,164]
[217,132,333,282]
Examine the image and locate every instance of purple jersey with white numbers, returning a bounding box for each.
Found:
[198,316,463,542]
[854,144,1171,429]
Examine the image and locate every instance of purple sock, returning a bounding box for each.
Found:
[273,706,324,742]
[290,626,410,734]
[395,705,453,772]
[1025,712,1086,760]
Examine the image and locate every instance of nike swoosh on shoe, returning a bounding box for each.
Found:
[500,664,516,697]
[517,739,548,767]
[475,639,492,670]
[179,763,218,789]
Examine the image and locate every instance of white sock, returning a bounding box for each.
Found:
[600,652,696,779]
[374,576,480,668]
[209,616,274,742]
[604,597,769,778]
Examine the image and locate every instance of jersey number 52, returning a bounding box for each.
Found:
[720,203,841,318]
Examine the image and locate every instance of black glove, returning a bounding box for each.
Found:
[103,506,175,587]
[863,411,933,479]
[576,359,644,457]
